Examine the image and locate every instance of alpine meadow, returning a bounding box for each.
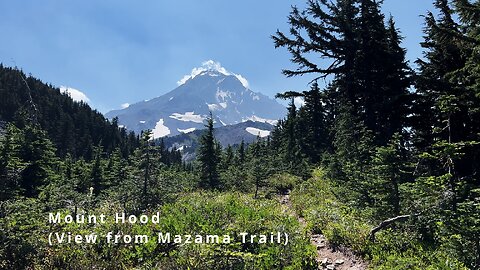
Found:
[1,0,480,269]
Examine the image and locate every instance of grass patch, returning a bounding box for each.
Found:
[1,192,317,269]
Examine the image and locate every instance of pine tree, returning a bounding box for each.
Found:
[159,138,167,164]
[383,17,413,139]
[136,130,159,207]
[221,145,235,170]
[370,133,412,219]
[415,0,479,211]
[44,154,89,213]
[412,1,480,266]
[90,148,104,196]
[272,0,359,80]
[274,0,411,147]
[197,113,220,189]
[414,0,466,151]
[355,1,412,145]
[331,101,375,206]
[284,99,298,166]
[19,125,58,197]
[299,81,329,163]
[237,139,246,164]
[104,148,123,188]
[249,137,269,198]
[0,124,26,200]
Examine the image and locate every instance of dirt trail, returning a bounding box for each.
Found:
[280,193,368,270]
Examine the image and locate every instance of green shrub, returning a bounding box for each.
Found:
[289,168,467,270]
[1,192,317,269]
[267,173,301,195]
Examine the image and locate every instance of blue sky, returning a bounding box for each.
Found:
[0,0,435,113]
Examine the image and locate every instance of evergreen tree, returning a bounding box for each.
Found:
[274,0,411,147]
[383,17,413,138]
[370,133,412,219]
[414,0,466,151]
[237,140,246,164]
[0,124,26,200]
[298,81,329,163]
[197,113,220,189]
[221,144,235,170]
[136,130,159,207]
[412,1,480,266]
[159,138,167,164]
[250,138,268,198]
[44,154,89,213]
[331,101,375,206]
[272,0,359,80]
[284,98,298,168]
[19,125,58,197]
[90,148,104,196]
[104,148,123,188]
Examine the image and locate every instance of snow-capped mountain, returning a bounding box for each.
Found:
[106,61,286,137]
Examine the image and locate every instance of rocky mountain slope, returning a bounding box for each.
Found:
[106,61,286,138]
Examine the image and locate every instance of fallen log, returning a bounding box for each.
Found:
[369,214,419,242]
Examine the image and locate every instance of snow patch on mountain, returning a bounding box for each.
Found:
[207,102,228,110]
[245,127,270,138]
[177,60,249,88]
[59,86,90,103]
[234,74,249,89]
[178,127,196,133]
[152,119,170,138]
[207,103,220,111]
[243,115,278,125]
[169,112,205,123]
[216,89,232,101]
[207,102,227,111]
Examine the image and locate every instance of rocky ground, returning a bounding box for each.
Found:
[280,193,368,270]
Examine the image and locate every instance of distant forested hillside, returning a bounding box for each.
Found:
[0,64,138,159]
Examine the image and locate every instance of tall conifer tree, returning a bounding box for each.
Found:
[197,113,220,189]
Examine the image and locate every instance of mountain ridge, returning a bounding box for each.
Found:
[0,64,138,159]
[106,61,286,137]
[161,120,274,161]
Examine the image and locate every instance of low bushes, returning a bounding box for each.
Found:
[1,192,317,269]
[289,169,467,270]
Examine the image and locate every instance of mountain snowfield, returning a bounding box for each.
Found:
[106,61,286,138]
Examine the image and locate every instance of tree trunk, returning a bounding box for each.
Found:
[369,214,418,242]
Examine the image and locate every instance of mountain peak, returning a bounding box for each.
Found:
[177,60,250,88]
[106,61,286,138]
